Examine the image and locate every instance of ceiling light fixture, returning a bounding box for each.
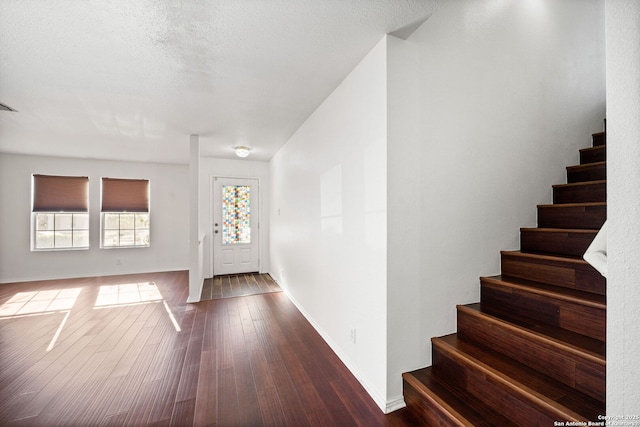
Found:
[234,145,252,158]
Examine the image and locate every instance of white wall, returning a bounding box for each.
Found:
[386,35,423,411]
[0,153,189,283]
[606,0,640,415]
[269,1,606,412]
[407,0,606,374]
[199,157,271,277]
[270,38,389,410]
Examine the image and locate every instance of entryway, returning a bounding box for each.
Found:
[199,272,281,301]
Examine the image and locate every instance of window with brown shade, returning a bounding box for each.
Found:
[32,174,90,250]
[101,178,150,248]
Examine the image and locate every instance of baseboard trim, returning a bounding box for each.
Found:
[385,396,407,413]
[0,268,188,286]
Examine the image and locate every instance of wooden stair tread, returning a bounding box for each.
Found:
[566,161,606,171]
[501,250,594,267]
[433,334,604,420]
[553,179,606,189]
[537,202,606,209]
[521,227,598,234]
[403,367,512,426]
[460,303,605,360]
[481,275,606,309]
[580,145,605,153]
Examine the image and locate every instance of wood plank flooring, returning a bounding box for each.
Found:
[0,271,418,426]
[200,273,281,301]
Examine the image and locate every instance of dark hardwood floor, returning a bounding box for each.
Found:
[0,271,418,426]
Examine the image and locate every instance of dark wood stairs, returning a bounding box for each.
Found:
[403,130,607,425]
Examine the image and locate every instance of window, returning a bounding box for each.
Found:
[102,212,150,247]
[32,175,89,250]
[222,185,251,245]
[101,178,150,248]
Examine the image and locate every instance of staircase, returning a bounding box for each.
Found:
[403,130,607,425]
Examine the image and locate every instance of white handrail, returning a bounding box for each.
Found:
[583,220,607,278]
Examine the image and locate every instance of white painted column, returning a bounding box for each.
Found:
[187,134,203,303]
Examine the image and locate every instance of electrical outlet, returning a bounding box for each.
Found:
[350,327,356,344]
[116,259,122,266]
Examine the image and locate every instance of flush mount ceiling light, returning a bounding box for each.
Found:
[234,145,252,158]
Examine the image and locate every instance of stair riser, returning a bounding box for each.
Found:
[432,344,565,425]
[481,281,606,341]
[501,253,606,295]
[592,133,606,147]
[457,308,605,402]
[553,182,606,204]
[537,205,606,229]
[520,229,596,258]
[580,147,606,164]
[403,379,470,427]
[567,165,606,183]
[404,368,514,426]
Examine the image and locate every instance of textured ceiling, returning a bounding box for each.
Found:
[0,0,441,164]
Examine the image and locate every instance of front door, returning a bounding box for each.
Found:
[212,177,260,276]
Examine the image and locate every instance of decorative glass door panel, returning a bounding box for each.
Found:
[213,178,260,276]
[222,185,251,245]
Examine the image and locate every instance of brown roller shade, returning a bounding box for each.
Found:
[32,174,89,212]
[101,178,149,212]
